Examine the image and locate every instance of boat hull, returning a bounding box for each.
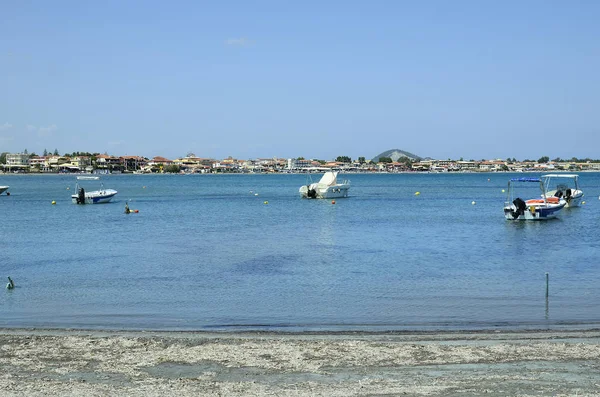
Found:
[299,184,350,199]
[565,193,583,207]
[544,190,583,208]
[71,189,118,204]
[504,200,566,220]
[0,186,8,195]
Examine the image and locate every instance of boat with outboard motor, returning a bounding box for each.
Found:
[71,179,117,204]
[541,174,583,208]
[503,177,566,220]
[299,171,350,199]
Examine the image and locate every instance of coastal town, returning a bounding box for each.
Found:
[1,151,600,174]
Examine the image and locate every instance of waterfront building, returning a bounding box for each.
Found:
[4,153,30,172]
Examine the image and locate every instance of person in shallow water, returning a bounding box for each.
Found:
[125,202,130,214]
[6,276,14,289]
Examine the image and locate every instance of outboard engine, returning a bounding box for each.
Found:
[307,187,317,199]
[511,197,526,219]
[565,189,572,199]
[77,187,86,204]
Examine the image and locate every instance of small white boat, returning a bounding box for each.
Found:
[77,175,100,181]
[0,186,8,195]
[72,181,117,204]
[541,174,583,208]
[299,171,350,199]
[503,177,566,220]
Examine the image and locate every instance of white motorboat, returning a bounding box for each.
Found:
[77,175,100,180]
[503,177,566,220]
[72,181,117,204]
[299,171,350,199]
[0,186,8,195]
[541,174,583,208]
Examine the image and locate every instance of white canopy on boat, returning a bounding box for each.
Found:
[318,171,338,186]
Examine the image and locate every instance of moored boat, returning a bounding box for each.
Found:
[299,171,350,199]
[71,179,117,204]
[503,177,566,220]
[541,174,583,208]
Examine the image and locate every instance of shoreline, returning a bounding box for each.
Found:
[2,169,600,176]
[2,328,600,396]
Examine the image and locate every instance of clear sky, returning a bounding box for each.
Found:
[1,1,599,161]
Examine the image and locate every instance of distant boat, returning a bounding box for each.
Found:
[0,186,8,195]
[503,177,566,220]
[72,179,117,204]
[299,171,350,199]
[541,174,583,208]
[77,176,100,181]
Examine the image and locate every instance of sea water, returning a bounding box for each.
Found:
[1,172,600,331]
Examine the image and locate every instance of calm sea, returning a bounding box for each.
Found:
[1,172,600,331]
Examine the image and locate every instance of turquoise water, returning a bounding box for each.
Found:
[1,172,600,331]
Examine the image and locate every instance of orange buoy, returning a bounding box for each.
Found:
[331,200,336,204]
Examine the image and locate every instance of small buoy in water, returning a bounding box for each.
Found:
[263,201,268,205]
[471,201,476,205]
[134,209,139,213]
[66,187,70,190]
[487,178,490,182]
[51,200,56,205]
[331,200,336,204]
[6,276,14,290]
[502,189,505,193]
[254,193,259,196]
[582,201,586,205]
[415,192,420,196]
[143,186,146,189]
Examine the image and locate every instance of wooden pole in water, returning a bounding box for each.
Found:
[545,272,549,298]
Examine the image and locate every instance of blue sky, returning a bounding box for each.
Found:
[1,1,599,161]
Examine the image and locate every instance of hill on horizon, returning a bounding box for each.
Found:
[371,149,422,162]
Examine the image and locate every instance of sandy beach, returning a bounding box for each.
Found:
[1,328,600,396]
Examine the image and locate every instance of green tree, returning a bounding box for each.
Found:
[24,149,28,155]
[297,156,305,160]
[0,152,7,164]
[537,156,550,163]
[43,149,48,156]
[335,156,351,163]
[398,156,413,167]
[53,149,59,155]
[164,164,181,173]
[358,156,366,164]
[379,157,393,163]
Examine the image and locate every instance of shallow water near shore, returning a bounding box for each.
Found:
[1,172,600,331]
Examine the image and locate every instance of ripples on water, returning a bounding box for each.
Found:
[1,172,600,331]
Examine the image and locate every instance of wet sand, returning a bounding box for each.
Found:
[1,328,600,396]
